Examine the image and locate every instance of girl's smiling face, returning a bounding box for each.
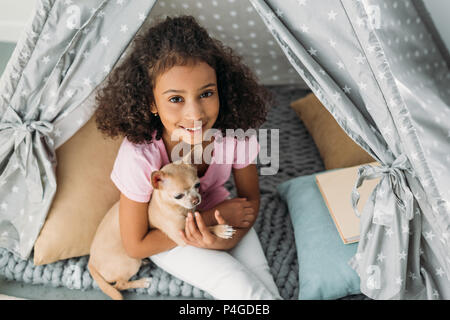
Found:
[151,61,220,146]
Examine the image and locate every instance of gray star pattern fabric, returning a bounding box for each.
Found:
[249,0,449,299]
[145,0,306,86]
[0,0,157,259]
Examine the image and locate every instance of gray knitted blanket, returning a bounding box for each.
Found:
[0,85,365,300]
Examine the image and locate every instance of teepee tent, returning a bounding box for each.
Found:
[251,0,450,300]
[0,0,449,300]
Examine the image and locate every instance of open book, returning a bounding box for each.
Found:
[315,162,380,244]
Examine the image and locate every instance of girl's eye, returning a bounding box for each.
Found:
[169,96,183,103]
[200,91,213,98]
[170,92,213,103]
[174,194,184,200]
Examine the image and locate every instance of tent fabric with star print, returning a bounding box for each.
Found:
[249,0,450,299]
[0,0,156,260]
[0,0,449,300]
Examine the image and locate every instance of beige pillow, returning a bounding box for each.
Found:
[291,93,374,170]
[33,115,123,265]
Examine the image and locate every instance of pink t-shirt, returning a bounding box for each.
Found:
[111,130,260,211]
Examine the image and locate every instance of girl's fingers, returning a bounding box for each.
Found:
[243,208,254,214]
[188,212,202,240]
[243,214,255,221]
[194,212,206,231]
[185,215,193,240]
[194,212,211,238]
[179,230,190,244]
[185,212,197,241]
[241,221,251,227]
[215,210,227,225]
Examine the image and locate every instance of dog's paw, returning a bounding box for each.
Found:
[211,224,236,239]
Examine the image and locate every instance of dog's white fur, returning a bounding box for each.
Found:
[88,147,235,300]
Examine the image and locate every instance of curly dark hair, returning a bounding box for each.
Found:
[94,15,273,144]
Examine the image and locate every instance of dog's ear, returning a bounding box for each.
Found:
[151,171,166,189]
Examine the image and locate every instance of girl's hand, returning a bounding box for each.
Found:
[214,198,256,228]
[179,210,231,250]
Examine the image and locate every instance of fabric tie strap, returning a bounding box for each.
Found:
[351,154,414,226]
[0,106,54,203]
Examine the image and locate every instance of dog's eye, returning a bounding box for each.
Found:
[174,194,184,200]
[194,182,200,189]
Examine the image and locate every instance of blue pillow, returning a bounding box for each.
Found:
[277,173,361,300]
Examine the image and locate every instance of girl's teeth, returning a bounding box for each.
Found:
[184,127,201,131]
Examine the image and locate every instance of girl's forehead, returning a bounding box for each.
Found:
[154,62,217,90]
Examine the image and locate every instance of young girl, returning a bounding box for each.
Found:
[94,15,281,300]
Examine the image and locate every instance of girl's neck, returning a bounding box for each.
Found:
[161,130,214,163]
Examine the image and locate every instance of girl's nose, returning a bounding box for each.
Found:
[184,101,205,121]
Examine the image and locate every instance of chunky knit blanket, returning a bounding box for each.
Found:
[0,85,365,300]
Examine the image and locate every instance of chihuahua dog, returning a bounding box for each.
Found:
[147,161,235,246]
[88,148,235,300]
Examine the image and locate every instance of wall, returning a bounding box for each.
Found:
[422,0,450,53]
[0,0,35,43]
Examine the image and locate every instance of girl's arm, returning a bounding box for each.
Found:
[181,164,260,250]
[199,197,256,227]
[226,163,260,240]
[119,193,177,259]
[232,163,260,214]
[199,165,260,228]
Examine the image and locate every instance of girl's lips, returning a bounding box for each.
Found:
[180,124,207,134]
